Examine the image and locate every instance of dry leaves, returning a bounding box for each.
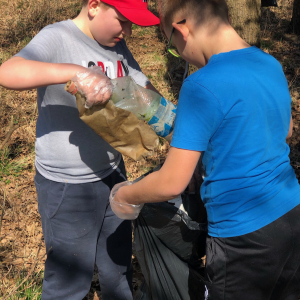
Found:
[1,0,300,299]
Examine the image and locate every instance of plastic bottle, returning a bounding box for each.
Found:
[110,76,176,138]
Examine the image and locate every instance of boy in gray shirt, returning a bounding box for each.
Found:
[0,0,159,299]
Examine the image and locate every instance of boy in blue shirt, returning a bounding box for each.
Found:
[0,0,160,299]
[111,0,300,299]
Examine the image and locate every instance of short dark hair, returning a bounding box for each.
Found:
[158,0,229,30]
[82,0,110,9]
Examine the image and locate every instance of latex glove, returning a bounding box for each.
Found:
[71,66,113,108]
[109,181,144,220]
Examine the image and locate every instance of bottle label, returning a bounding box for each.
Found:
[148,97,177,137]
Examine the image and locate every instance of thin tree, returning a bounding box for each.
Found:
[291,0,300,35]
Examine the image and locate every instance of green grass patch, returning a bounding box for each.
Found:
[0,147,27,181]
[6,270,43,300]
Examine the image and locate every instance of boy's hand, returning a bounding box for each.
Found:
[109,181,144,220]
[72,66,113,108]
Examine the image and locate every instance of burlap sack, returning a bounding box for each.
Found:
[65,81,159,161]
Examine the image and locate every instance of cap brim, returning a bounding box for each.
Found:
[117,7,160,26]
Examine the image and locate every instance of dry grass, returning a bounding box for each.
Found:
[0,0,81,51]
[0,1,81,299]
[0,0,300,299]
[260,0,300,178]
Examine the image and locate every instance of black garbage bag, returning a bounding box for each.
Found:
[261,0,278,7]
[133,202,207,300]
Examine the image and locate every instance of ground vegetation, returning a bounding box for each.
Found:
[0,0,299,299]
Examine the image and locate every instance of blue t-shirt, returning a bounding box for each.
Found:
[171,46,300,238]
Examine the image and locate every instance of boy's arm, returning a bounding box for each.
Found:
[0,57,86,90]
[114,147,201,205]
[0,57,112,105]
[144,83,161,95]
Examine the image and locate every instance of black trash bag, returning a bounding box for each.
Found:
[134,280,149,300]
[133,202,207,300]
[261,0,278,7]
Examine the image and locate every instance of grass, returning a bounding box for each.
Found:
[261,39,274,50]
[126,22,185,103]
[0,147,27,182]
[0,2,81,298]
[2,270,43,300]
[0,0,81,47]
[0,0,72,183]
[1,0,300,299]
[131,24,153,36]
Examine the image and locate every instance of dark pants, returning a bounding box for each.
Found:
[34,162,133,300]
[205,204,300,300]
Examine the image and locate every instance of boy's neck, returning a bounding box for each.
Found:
[73,7,94,39]
[191,24,251,68]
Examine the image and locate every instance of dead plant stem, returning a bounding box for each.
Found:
[0,116,20,151]
[0,187,6,237]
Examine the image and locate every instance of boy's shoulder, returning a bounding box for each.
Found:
[185,47,282,90]
[39,19,130,52]
[40,19,74,35]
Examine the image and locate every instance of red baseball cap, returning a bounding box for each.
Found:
[101,0,160,26]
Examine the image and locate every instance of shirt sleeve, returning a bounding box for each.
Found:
[171,79,224,151]
[15,24,62,63]
[120,40,150,87]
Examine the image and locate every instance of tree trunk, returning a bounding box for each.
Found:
[227,0,261,47]
[291,0,300,35]
[188,0,261,76]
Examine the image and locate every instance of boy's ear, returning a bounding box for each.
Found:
[172,22,189,42]
[88,0,100,17]
[228,14,232,25]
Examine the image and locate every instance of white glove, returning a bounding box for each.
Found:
[71,66,113,108]
[109,181,144,220]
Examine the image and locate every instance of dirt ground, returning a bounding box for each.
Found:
[0,0,300,299]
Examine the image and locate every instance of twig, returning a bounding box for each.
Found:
[33,102,38,116]
[0,116,20,151]
[1,265,13,295]
[167,72,174,84]
[289,73,299,89]
[2,265,12,281]
[0,187,6,237]
[17,181,33,193]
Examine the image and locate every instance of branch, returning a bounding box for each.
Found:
[0,116,20,151]
[0,187,6,237]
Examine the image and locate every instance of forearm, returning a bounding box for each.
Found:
[0,57,86,90]
[119,170,182,205]
[144,83,162,96]
[117,147,201,205]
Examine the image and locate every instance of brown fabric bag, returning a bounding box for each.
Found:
[65,81,159,161]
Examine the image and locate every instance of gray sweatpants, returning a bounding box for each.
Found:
[34,161,133,300]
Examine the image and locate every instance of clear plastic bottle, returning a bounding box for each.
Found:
[110,77,177,137]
